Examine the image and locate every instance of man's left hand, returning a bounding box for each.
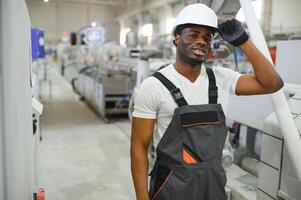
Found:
[218,19,249,47]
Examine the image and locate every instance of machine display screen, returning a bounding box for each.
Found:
[84,27,106,44]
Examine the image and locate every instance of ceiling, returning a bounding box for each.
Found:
[28,0,241,11]
[27,0,127,6]
[183,0,241,15]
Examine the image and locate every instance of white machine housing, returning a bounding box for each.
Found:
[226,40,301,200]
[259,92,301,200]
[258,40,301,200]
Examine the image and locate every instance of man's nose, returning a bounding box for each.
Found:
[195,38,207,46]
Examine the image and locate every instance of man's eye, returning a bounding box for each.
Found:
[190,34,199,38]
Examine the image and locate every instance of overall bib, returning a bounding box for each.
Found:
[149,68,228,200]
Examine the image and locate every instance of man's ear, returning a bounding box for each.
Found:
[173,35,180,47]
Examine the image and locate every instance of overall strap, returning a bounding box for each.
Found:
[206,67,218,104]
[152,72,188,107]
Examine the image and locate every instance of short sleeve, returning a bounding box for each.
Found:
[132,77,159,119]
[213,66,242,95]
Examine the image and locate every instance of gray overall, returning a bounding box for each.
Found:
[149,68,227,200]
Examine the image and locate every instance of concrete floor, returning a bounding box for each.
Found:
[38,68,135,200]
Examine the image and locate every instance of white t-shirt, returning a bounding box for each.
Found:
[132,64,241,148]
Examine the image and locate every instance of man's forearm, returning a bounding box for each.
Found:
[131,144,150,200]
[239,40,284,92]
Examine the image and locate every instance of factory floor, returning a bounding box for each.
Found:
[38,67,135,200]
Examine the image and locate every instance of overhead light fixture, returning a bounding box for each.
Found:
[120,28,131,46]
[141,23,153,37]
[43,0,49,2]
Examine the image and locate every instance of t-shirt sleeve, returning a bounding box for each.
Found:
[213,66,242,95]
[132,77,159,119]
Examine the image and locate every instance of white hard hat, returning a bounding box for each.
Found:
[173,3,218,35]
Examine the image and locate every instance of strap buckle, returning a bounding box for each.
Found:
[170,88,184,101]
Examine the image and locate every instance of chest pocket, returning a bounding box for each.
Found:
[180,111,220,127]
[180,111,222,163]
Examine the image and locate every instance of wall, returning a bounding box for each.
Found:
[270,0,301,34]
[26,0,121,42]
[153,2,185,35]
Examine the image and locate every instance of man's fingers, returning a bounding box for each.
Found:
[218,20,233,35]
[217,24,225,35]
[224,22,233,34]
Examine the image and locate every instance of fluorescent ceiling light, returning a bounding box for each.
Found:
[141,23,153,37]
[43,0,49,2]
[120,28,131,46]
[236,0,262,22]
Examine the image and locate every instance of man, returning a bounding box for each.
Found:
[131,3,283,200]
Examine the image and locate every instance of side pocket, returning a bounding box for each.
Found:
[149,164,172,200]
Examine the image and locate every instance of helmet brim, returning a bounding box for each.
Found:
[172,24,218,36]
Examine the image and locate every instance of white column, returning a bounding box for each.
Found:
[1,0,33,199]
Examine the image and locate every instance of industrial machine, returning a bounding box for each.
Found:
[31,28,46,200]
[74,57,136,122]
[31,28,45,99]
[59,26,174,122]
[257,40,301,200]
[58,27,131,122]
[31,28,53,100]
[226,40,301,200]
[258,91,301,200]
[73,46,171,122]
